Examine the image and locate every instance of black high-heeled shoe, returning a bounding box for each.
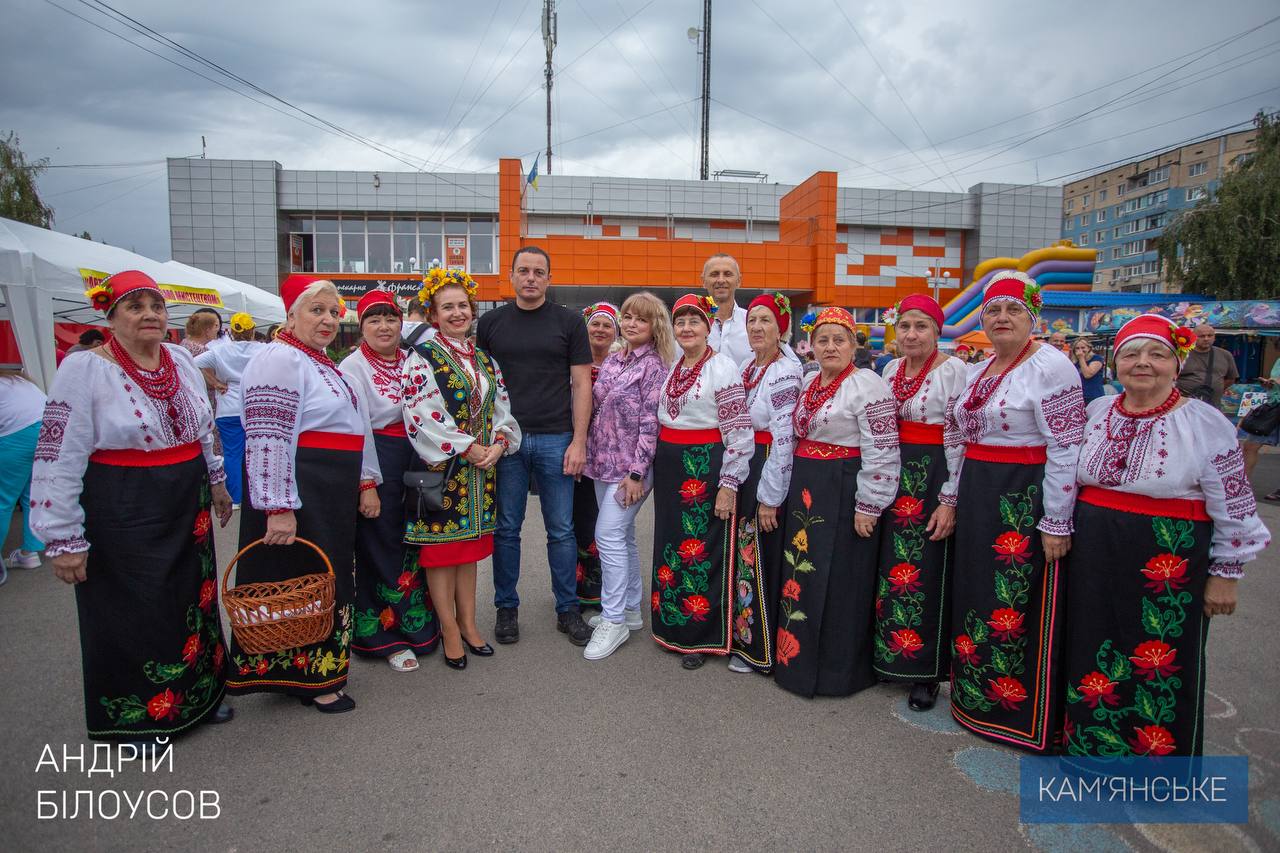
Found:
[908,682,940,711]
[464,639,494,656]
[298,692,356,714]
[444,652,468,670]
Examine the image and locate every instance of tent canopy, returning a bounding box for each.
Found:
[954,329,991,349]
[0,217,283,389]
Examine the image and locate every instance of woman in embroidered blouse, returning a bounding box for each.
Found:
[574,302,620,610]
[726,293,802,676]
[31,270,234,741]
[774,307,900,699]
[339,291,440,672]
[949,271,1085,753]
[227,275,382,714]
[401,270,520,670]
[194,312,263,508]
[581,292,672,661]
[1061,315,1270,757]
[651,293,754,671]
[873,294,968,712]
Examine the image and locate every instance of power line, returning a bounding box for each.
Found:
[59,171,167,223]
[44,166,166,197]
[746,0,958,192]
[424,0,506,164]
[830,0,965,193]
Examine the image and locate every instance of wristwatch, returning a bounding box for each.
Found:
[627,472,643,483]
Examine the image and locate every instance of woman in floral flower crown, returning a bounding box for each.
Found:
[949,270,1085,752]
[774,307,900,698]
[194,311,264,507]
[339,290,440,672]
[651,293,754,670]
[573,301,620,609]
[1060,315,1269,757]
[227,275,382,713]
[402,269,521,670]
[725,292,802,675]
[31,270,235,741]
[873,294,968,711]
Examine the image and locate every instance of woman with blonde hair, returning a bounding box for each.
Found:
[227,275,382,713]
[581,291,672,659]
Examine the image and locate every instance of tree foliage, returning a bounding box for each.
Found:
[0,131,54,228]
[1158,111,1280,299]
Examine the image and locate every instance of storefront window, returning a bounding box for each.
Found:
[366,217,391,273]
[393,233,417,273]
[469,234,494,274]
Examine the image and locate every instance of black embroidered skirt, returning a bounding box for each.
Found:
[949,454,1062,753]
[651,433,734,655]
[227,444,360,697]
[1060,490,1213,757]
[774,453,880,698]
[729,438,787,671]
[351,431,440,658]
[77,453,226,740]
[573,474,602,607]
[873,436,953,682]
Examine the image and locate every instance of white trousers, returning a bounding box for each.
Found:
[593,479,647,623]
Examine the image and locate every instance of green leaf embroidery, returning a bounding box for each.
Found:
[378,583,405,604]
[1134,685,1160,724]
[143,661,189,684]
[788,610,807,621]
[1085,725,1128,752]
[1140,597,1163,637]
[794,560,816,574]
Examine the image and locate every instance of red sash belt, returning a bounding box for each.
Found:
[659,426,722,445]
[795,439,860,460]
[754,431,773,446]
[298,430,363,451]
[90,441,200,467]
[899,420,944,445]
[373,421,407,437]
[1079,486,1210,522]
[965,443,1047,464]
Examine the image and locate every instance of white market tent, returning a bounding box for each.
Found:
[0,217,284,389]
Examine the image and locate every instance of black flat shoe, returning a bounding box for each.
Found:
[681,653,706,670]
[464,640,494,656]
[908,682,940,712]
[444,652,468,670]
[204,702,235,724]
[299,693,356,714]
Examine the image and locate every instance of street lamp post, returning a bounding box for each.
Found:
[929,267,951,302]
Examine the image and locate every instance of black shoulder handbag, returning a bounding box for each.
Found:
[1240,400,1280,436]
[404,459,455,515]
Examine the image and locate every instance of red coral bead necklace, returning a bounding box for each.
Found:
[741,349,781,393]
[108,336,182,426]
[891,349,938,403]
[795,362,854,439]
[963,338,1034,411]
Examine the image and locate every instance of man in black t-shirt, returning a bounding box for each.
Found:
[476,246,593,646]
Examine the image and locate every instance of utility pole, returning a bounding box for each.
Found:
[699,0,711,180]
[542,0,557,175]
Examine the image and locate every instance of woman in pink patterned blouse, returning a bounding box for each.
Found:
[581,292,674,661]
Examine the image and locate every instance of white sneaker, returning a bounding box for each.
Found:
[5,549,41,570]
[588,609,643,630]
[727,655,754,673]
[583,620,630,660]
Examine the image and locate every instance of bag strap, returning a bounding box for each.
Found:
[403,323,431,348]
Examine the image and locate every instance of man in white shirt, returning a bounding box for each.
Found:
[703,253,752,368]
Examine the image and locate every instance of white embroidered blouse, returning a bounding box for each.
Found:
[30,345,226,557]
[882,355,969,507]
[794,367,901,516]
[658,351,754,490]
[240,342,381,513]
[956,344,1086,536]
[339,346,407,430]
[400,340,521,464]
[738,352,802,507]
[1077,396,1270,578]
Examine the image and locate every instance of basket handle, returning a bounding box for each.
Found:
[221,537,335,600]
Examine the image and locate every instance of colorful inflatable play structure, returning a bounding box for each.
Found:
[937,241,1097,340]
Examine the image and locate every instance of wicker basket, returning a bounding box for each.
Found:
[221,538,335,655]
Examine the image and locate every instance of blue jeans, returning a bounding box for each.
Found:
[0,422,43,552]
[217,416,246,505]
[493,431,578,613]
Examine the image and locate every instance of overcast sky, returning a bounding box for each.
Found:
[4,0,1279,260]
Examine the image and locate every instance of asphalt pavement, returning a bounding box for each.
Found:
[2,457,1279,851]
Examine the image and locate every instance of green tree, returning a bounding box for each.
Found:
[1157,111,1280,299]
[0,131,54,227]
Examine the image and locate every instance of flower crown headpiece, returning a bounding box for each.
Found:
[700,295,718,316]
[230,312,255,333]
[799,309,818,335]
[418,266,478,304]
[1170,323,1196,360]
[85,282,113,312]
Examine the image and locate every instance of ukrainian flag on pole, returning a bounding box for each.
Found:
[526,154,540,191]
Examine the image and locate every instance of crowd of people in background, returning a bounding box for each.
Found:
[0,246,1273,763]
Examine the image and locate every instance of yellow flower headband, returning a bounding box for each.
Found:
[230,312,255,333]
[418,267,478,305]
